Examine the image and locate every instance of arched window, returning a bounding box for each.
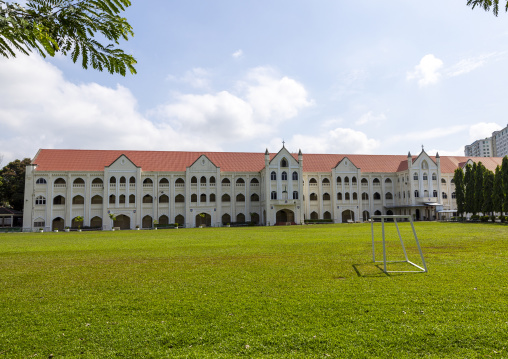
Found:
[271,172,277,180]
[292,172,298,180]
[452,192,456,199]
[353,192,358,200]
[251,193,259,202]
[237,213,246,223]
[222,178,230,184]
[35,196,46,205]
[109,195,115,204]
[129,194,135,204]
[159,178,169,186]
[250,178,259,184]
[281,171,287,180]
[373,192,381,200]
[119,176,126,184]
[175,214,185,225]
[175,178,185,185]
[159,195,169,203]
[91,195,102,204]
[421,160,428,169]
[143,194,153,203]
[361,178,368,185]
[92,178,103,186]
[323,193,330,200]
[310,211,318,220]
[362,192,369,200]
[210,194,216,202]
[130,176,136,184]
[385,192,393,200]
[451,179,455,184]
[236,194,245,202]
[322,178,330,185]
[119,195,125,204]
[143,178,153,185]
[200,194,206,203]
[236,178,245,184]
[200,176,207,184]
[385,178,392,184]
[433,190,438,197]
[175,194,185,203]
[345,192,350,200]
[280,158,288,167]
[432,173,437,181]
[73,178,85,187]
[374,210,382,216]
[310,193,318,201]
[414,190,419,198]
[191,194,197,202]
[222,194,230,202]
[323,211,331,220]
[109,176,116,184]
[221,214,231,225]
[441,178,446,184]
[336,176,342,184]
[191,176,197,184]
[309,178,317,184]
[373,178,380,184]
[337,192,342,200]
[423,173,428,180]
[352,177,357,184]
[442,192,448,199]
[413,173,418,180]
[36,178,47,184]
[344,176,349,184]
[210,176,216,184]
[293,191,298,199]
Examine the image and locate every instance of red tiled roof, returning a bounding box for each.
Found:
[32,149,505,174]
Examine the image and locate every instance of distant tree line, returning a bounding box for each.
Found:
[0,158,31,211]
[453,156,508,219]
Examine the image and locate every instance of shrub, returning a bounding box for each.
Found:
[470,215,480,221]
[480,216,489,223]
[490,215,496,222]
[499,215,507,223]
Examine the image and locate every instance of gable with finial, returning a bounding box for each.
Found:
[188,154,219,172]
[269,146,298,167]
[105,154,138,170]
[334,156,359,172]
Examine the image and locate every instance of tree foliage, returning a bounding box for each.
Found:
[467,0,508,16]
[482,169,495,215]
[464,164,476,215]
[453,168,465,217]
[503,156,508,212]
[0,0,136,76]
[492,165,504,214]
[474,162,485,214]
[0,158,31,211]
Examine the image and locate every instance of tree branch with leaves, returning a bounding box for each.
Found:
[0,0,136,75]
[467,0,508,16]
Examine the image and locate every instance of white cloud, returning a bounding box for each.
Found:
[407,54,443,87]
[270,128,380,154]
[232,49,243,58]
[355,111,387,126]
[387,125,468,143]
[428,146,465,156]
[0,57,313,162]
[446,52,504,77]
[166,67,211,89]
[468,122,502,141]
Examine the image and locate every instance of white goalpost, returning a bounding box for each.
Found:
[371,215,427,274]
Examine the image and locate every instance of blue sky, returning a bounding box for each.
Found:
[1,0,508,163]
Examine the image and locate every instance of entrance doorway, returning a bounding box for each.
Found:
[276,209,295,224]
[196,213,212,227]
[342,210,355,223]
[114,215,131,229]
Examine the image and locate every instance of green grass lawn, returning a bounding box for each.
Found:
[1,223,507,358]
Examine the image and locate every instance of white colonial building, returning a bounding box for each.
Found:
[22,147,504,231]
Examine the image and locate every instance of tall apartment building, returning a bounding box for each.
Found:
[466,123,508,158]
[492,124,508,157]
[464,138,493,157]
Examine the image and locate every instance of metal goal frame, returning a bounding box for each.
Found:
[371,215,427,274]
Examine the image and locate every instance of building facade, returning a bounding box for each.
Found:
[466,123,508,158]
[464,138,493,157]
[22,147,504,231]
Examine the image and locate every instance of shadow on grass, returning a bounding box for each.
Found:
[352,263,389,277]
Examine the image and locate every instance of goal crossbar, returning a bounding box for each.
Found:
[371,215,427,274]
